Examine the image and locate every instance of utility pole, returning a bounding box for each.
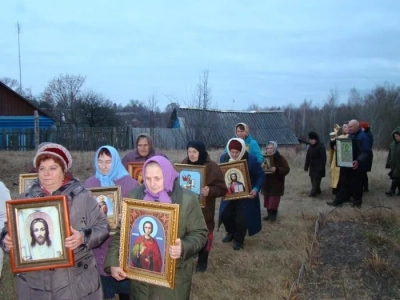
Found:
[232,99,235,110]
[17,22,22,92]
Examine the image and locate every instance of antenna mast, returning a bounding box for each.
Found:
[17,22,22,92]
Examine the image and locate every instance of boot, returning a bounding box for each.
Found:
[118,294,131,300]
[385,190,394,197]
[269,209,278,222]
[196,250,209,272]
[232,240,243,250]
[386,180,397,196]
[263,209,271,221]
[222,233,234,243]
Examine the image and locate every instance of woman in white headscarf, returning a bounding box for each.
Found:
[261,141,290,221]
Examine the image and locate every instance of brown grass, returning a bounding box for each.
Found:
[1,149,400,299]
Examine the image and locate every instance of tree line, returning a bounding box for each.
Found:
[2,73,399,149]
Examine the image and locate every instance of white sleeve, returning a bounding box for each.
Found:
[0,181,11,228]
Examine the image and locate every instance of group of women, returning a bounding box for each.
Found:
[1,122,290,300]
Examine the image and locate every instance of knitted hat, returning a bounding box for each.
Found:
[308,131,319,140]
[228,139,242,151]
[33,143,72,172]
[360,121,369,129]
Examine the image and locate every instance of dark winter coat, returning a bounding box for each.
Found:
[386,127,400,178]
[181,155,228,231]
[364,127,374,172]
[349,128,373,172]
[261,151,290,196]
[14,179,110,300]
[104,180,208,300]
[304,143,327,178]
[218,152,265,236]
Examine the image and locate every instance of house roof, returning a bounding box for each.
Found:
[0,81,56,121]
[0,116,55,128]
[169,107,299,147]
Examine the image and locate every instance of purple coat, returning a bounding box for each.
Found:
[84,175,139,276]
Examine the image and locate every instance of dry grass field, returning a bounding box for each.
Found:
[1,148,400,300]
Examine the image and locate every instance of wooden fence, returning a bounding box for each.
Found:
[0,126,191,151]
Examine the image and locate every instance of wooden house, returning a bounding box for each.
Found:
[0,81,56,150]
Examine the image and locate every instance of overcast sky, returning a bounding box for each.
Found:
[1,0,399,111]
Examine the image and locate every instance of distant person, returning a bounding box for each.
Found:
[219,138,265,250]
[262,141,290,222]
[360,121,373,192]
[329,122,349,195]
[385,127,400,196]
[0,181,11,279]
[122,133,167,169]
[84,145,139,300]
[224,123,263,164]
[304,131,327,197]
[327,120,372,207]
[181,140,227,272]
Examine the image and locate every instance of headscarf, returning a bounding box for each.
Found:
[308,131,319,141]
[235,122,249,137]
[95,146,129,187]
[360,121,369,129]
[267,141,278,155]
[135,133,155,157]
[226,138,246,162]
[142,156,178,203]
[186,140,208,165]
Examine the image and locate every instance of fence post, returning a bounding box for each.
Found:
[34,110,39,150]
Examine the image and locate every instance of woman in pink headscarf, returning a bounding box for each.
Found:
[104,156,207,300]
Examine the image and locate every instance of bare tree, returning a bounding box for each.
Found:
[185,69,213,109]
[326,88,339,127]
[146,93,159,138]
[42,74,86,124]
[77,90,120,127]
[1,77,19,90]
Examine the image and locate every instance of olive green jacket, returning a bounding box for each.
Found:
[104,180,207,299]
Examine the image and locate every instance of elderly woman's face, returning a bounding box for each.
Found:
[266,144,274,155]
[188,147,199,162]
[98,153,112,176]
[145,163,164,194]
[38,159,65,192]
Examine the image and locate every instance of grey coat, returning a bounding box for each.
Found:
[14,179,110,300]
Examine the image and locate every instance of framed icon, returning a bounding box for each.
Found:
[173,164,207,207]
[6,195,74,273]
[19,173,38,194]
[262,155,274,174]
[119,198,179,288]
[219,159,252,200]
[87,186,122,232]
[336,138,354,168]
[127,162,144,185]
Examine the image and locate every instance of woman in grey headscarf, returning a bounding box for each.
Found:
[261,141,290,221]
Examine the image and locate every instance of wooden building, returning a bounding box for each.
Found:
[0,81,56,150]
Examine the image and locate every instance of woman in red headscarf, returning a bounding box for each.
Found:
[218,138,265,251]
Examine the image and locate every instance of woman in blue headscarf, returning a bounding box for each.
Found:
[84,145,139,300]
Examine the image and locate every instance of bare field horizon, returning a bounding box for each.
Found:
[1,148,400,299]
